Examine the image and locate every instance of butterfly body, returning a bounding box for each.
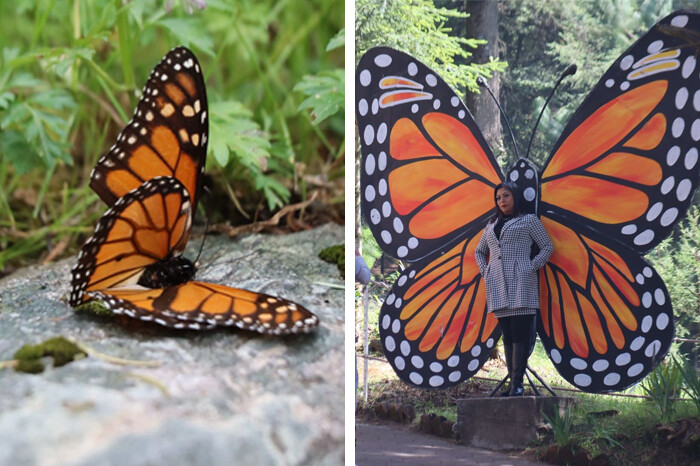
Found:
[357,11,698,392]
[138,255,196,289]
[70,47,318,335]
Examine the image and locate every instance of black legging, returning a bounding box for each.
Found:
[498,314,537,350]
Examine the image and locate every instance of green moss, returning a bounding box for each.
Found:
[319,244,344,277]
[74,300,114,317]
[12,336,87,374]
[14,359,45,374]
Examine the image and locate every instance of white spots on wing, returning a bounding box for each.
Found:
[359,69,371,86]
[407,62,418,76]
[358,98,368,116]
[677,178,692,201]
[671,14,689,27]
[620,55,634,70]
[661,176,675,194]
[692,120,700,141]
[647,40,664,54]
[377,123,387,143]
[646,202,663,221]
[683,55,697,79]
[374,54,392,67]
[573,374,591,387]
[523,187,536,201]
[603,373,620,386]
[676,87,688,109]
[672,117,685,137]
[667,145,681,165]
[364,125,374,145]
[550,349,562,364]
[385,336,396,352]
[365,153,375,175]
[660,208,678,227]
[425,74,437,87]
[378,152,387,171]
[605,79,614,88]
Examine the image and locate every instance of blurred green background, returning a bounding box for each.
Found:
[0,0,345,275]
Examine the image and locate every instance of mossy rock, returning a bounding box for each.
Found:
[318,244,344,277]
[13,336,87,374]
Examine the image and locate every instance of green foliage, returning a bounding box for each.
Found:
[542,406,574,447]
[676,354,700,416]
[640,359,685,423]
[648,206,700,341]
[0,0,343,271]
[355,0,506,97]
[360,226,383,273]
[500,0,672,167]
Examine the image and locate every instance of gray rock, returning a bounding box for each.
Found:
[0,224,344,466]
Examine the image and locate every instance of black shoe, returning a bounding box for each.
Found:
[500,342,513,397]
[509,342,528,397]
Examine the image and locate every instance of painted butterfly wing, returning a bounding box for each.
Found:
[534,10,700,392]
[70,176,318,334]
[90,46,208,211]
[357,47,503,263]
[357,47,504,388]
[378,230,500,388]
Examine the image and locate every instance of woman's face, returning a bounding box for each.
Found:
[496,187,515,215]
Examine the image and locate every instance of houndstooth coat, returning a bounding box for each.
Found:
[475,214,554,313]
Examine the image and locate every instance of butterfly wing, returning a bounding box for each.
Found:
[90,46,208,210]
[356,47,503,262]
[88,282,318,334]
[536,11,700,392]
[378,230,500,388]
[70,176,192,306]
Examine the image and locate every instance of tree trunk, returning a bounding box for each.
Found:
[464,0,503,155]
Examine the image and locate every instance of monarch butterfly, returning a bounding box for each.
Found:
[70,47,319,335]
[356,11,699,392]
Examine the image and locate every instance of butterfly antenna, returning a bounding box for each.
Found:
[524,64,577,160]
[477,76,520,160]
[193,186,212,266]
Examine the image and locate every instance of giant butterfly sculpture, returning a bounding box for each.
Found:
[69,46,318,335]
[356,11,700,393]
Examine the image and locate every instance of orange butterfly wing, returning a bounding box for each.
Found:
[357,48,502,262]
[70,177,318,334]
[357,48,503,388]
[378,231,500,387]
[90,47,208,210]
[89,282,318,334]
[533,11,700,391]
[70,176,192,306]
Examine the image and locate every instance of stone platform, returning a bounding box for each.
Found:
[454,396,575,450]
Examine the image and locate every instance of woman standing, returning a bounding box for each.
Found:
[475,182,554,396]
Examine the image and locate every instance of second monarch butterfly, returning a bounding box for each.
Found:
[356,11,699,392]
[69,47,319,335]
